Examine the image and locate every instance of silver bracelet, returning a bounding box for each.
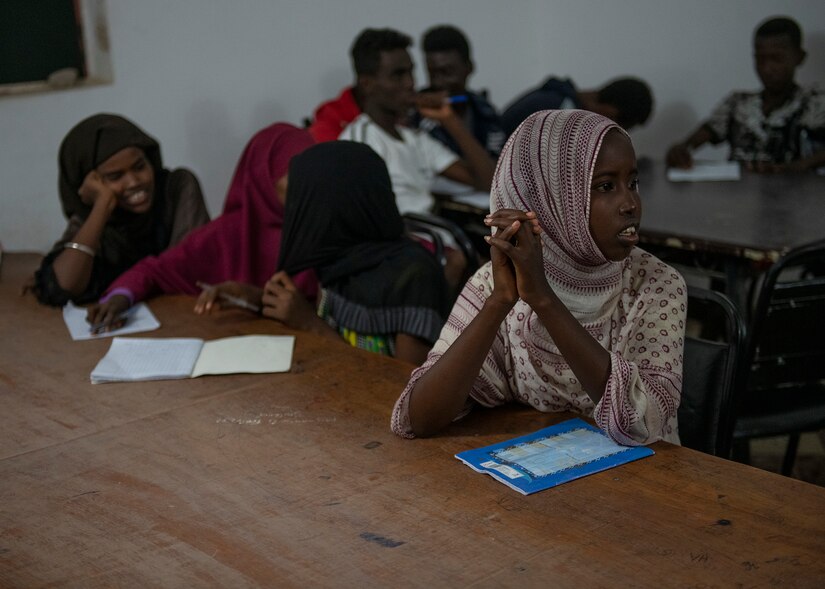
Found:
[64,241,96,257]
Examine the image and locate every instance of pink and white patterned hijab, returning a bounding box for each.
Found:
[491,109,628,321]
[393,109,685,443]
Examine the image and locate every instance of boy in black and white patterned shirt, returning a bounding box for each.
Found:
[667,16,825,173]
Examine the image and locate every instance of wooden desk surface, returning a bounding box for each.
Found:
[2,253,825,587]
[637,161,825,261]
[441,161,825,262]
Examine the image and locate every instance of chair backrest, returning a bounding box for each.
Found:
[745,239,825,397]
[679,286,744,457]
[731,241,825,472]
[403,215,447,268]
[402,212,480,284]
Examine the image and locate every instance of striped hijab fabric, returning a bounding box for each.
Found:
[392,110,687,446]
[492,109,627,318]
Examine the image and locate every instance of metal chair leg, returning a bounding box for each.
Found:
[732,438,751,465]
[781,433,801,476]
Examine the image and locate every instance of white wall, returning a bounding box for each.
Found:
[1,0,823,252]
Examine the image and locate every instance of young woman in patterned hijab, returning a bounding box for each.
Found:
[392,109,687,445]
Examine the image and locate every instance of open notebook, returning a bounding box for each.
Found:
[456,418,654,495]
[90,335,295,384]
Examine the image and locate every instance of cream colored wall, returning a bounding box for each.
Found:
[1,0,823,251]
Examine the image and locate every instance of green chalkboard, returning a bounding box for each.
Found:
[0,0,86,85]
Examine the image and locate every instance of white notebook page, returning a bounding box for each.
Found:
[666,161,741,182]
[91,338,203,383]
[63,302,160,340]
[191,335,295,377]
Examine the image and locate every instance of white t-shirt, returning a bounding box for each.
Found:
[340,114,460,214]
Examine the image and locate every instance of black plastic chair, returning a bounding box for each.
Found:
[433,199,491,259]
[404,215,446,267]
[402,212,480,286]
[732,239,825,475]
[679,286,745,457]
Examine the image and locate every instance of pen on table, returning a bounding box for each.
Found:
[196,281,261,313]
[89,309,131,335]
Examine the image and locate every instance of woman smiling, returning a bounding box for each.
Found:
[31,114,210,306]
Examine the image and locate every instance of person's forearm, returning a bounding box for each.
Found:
[394,333,432,366]
[440,114,495,190]
[530,293,611,404]
[52,201,113,295]
[408,298,511,436]
[681,126,713,151]
[667,126,714,168]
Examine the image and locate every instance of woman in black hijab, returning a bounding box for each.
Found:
[32,113,210,306]
[265,141,450,365]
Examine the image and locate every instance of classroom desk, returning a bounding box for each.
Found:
[637,160,825,262]
[2,253,825,587]
[438,162,825,307]
[639,161,825,308]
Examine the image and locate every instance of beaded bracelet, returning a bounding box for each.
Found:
[64,241,96,257]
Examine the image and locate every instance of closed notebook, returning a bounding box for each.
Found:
[456,418,654,495]
[90,335,294,384]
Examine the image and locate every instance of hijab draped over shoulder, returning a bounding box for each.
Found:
[102,123,318,303]
[34,113,209,305]
[393,110,687,445]
[278,141,449,350]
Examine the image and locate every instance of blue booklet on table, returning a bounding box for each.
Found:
[455,418,654,495]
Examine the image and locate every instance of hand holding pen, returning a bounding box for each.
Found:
[415,90,467,122]
[194,281,262,315]
[86,294,131,334]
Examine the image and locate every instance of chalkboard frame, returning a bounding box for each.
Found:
[0,0,113,98]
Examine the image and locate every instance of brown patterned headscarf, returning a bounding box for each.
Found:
[491,109,628,320]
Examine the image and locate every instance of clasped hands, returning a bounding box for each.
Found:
[483,209,552,308]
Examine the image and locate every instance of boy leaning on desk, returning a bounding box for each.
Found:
[666,16,825,174]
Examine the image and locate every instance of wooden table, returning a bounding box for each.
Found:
[637,161,825,308]
[637,160,825,262]
[2,253,825,587]
[439,162,825,308]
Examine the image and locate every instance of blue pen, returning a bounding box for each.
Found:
[447,95,468,104]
